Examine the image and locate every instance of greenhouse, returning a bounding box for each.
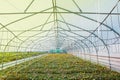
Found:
[0,0,120,79]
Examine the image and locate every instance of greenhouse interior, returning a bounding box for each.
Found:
[0,0,120,79]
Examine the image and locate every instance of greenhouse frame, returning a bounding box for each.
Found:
[0,0,120,79]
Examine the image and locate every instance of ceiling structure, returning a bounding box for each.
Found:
[0,0,119,56]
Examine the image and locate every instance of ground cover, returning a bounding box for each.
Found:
[0,52,44,64]
[0,54,120,80]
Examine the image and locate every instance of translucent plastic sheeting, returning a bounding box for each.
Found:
[0,0,120,72]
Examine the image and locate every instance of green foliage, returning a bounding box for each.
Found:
[1,54,120,80]
[0,52,44,64]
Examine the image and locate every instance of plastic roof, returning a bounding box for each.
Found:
[0,0,120,53]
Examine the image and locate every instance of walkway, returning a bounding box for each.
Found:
[0,54,47,70]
